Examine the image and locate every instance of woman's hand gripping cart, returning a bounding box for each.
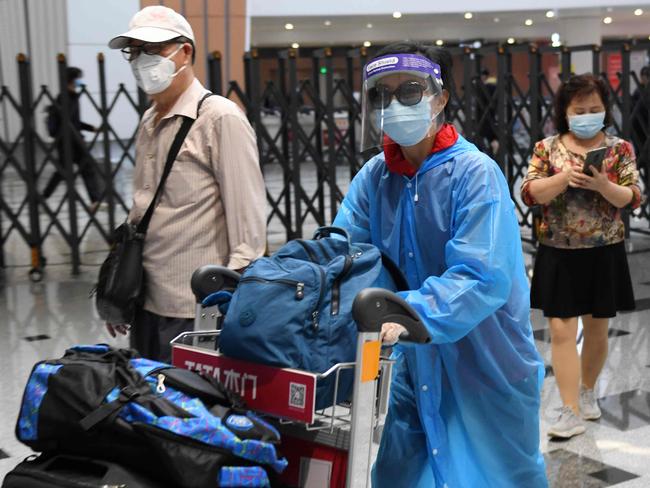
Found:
[171,266,430,488]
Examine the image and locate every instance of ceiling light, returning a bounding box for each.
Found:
[392,11,402,19]
[635,9,643,16]
[436,39,444,46]
[507,37,516,45]
[546,10,555,18]
[525,19,533,26]
[603,16,613,24]
[324,20,331,26]
[464,12,473,20]
[363,41,372,47]
[284,23,294,30]
[493,17,500,23]
[551,33,561,47]
[291,42,300,49]
[366,23,373,28]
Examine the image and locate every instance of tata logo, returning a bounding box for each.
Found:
[366,56,398,73]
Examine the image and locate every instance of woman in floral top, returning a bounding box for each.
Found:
[521,73,640,440]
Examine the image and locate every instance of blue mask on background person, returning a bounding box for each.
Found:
[568,112,605,139]
[375,96,434,147]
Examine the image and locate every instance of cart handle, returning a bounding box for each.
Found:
[352,288,431,344]
[191,265,240,303]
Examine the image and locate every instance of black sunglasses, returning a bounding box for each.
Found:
[368,81,428,110]
[121,39,186,61]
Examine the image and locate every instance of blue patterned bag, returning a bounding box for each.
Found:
[15,344,287,488]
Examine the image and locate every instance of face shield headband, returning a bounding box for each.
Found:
[364,53,443,91]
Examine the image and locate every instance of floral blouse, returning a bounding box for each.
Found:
[521,134,641,249]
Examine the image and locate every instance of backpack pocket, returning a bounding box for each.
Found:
[219,259,324,370]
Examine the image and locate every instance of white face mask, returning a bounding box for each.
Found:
[130,44,186,95]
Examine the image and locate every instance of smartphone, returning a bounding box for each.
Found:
[583,147,607,175]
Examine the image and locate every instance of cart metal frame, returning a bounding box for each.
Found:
[173,266,430,487]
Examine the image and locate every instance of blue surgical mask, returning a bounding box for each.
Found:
[375,96,434,147]
[568,112,605,139]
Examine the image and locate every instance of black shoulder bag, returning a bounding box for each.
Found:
[95,93,213,324]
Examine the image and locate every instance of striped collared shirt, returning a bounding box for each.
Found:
[129,78,266,318]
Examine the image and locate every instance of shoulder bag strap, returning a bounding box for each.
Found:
[136,92,214,234]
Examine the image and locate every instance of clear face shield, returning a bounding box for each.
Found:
[360,54,446,153]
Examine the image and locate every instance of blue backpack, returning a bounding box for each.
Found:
[218,227,407,410]
[15,345,287,488]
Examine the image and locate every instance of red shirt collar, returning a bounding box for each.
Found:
[383,123,459,177]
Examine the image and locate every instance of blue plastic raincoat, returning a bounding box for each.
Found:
[333,134,547,487]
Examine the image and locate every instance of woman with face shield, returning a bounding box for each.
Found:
[333,42,547,487]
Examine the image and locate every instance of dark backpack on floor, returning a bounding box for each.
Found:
[2,453,163,488]
[15,345,287,488]
[218,227,407,410]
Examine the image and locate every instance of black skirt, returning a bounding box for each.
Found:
[530,242,636,318]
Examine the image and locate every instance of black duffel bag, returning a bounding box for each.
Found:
[2,453,163,488]
[14,344,287,488]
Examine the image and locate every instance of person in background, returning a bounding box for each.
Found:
[105,6,266,362]
[521,73,640,439]
[43,66,104,212]
[334,41,547,487]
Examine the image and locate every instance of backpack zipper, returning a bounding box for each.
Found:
[146,366,233,406]
[240,276,305,300]
[331,255,353,316]
[312,267,326,330]
[156,374,166,394]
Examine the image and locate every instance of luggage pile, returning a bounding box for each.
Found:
[4,344,287,488]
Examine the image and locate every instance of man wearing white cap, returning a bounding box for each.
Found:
[106,6,266,362]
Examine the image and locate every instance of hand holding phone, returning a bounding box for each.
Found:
[583,147,607,175]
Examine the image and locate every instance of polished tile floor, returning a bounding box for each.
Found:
[1,224,650,485]
[535,235,650,488]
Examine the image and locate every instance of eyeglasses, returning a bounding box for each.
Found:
[368,81,429,110]
[121,41,181,61]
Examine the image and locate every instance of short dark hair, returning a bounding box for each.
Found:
[175,36,195,64]
[553,73,612,134]
[66,67,82,84]
[641,66,650,78]
[373,41,454,118]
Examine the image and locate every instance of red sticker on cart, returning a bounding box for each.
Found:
[172,344,318,424]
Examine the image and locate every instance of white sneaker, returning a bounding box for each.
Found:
[548,406,586,439]
[580,385,602,420]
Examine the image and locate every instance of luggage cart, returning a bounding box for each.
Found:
[171,266,430,488]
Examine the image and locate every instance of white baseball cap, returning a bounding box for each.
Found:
[108,6,195,49]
